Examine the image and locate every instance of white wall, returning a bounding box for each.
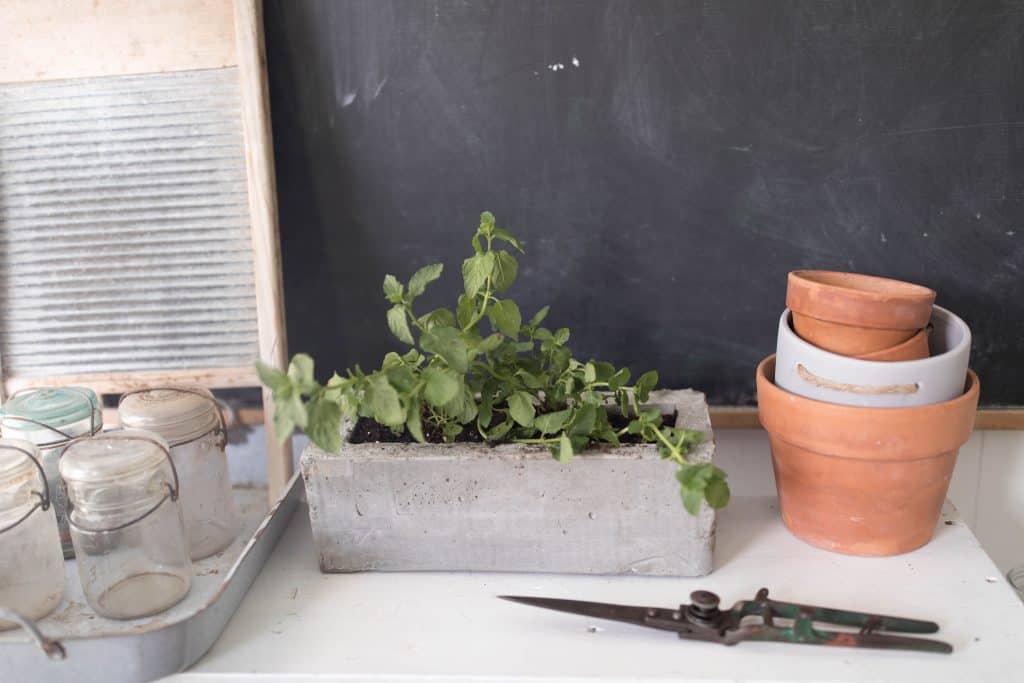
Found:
[227,425,1024,574]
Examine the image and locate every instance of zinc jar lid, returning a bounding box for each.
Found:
[59,429,171,485]
[118,387,221,446]
[0,387,102,440]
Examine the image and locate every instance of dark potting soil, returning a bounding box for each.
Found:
[348,411,677,446]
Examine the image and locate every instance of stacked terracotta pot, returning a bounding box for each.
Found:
[757,271,979,556]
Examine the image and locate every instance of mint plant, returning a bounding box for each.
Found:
[258,212,729,515]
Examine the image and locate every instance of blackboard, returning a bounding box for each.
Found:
[263,0,1024,407]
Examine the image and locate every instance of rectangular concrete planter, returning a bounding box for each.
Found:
[301,389,716,576]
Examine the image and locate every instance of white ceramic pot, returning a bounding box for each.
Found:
[774,305,971,407]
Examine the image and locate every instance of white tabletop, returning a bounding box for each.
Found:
[167,497,1024,682]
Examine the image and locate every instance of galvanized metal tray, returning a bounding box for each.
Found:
[0,472,301,683]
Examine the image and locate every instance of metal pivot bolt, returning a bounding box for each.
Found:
[686,590,722,627]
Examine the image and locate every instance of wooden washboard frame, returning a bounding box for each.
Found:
[0,0,293,498]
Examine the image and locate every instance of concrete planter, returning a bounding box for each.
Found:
[301,389,716,576]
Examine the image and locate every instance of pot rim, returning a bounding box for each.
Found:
[787,270,936,329]
[854,325,929,360]
[780,306,969,372]
[757,355,979,460]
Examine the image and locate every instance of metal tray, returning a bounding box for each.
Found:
[0,472,301,683]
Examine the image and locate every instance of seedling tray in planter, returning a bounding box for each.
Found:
[302,389,716,576]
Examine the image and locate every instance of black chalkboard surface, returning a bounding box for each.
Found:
[263,0,1024,407]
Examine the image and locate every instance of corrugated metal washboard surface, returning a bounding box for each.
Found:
[0,68,258,378]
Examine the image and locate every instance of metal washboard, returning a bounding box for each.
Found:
[0,0,292,498]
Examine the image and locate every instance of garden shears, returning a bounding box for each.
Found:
[500,587,952,654]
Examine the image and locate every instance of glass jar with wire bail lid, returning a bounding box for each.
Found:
[0,439,65,629]
[60,430,191,620]
[0,387,103,559]
[118,386,239,560]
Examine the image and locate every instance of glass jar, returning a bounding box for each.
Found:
[1008,566,1024,602]
[60,430,191,620]
[0,439,64,630]
[118,387,239,560]
[0,387,103,558]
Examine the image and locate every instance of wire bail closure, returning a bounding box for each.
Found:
[62,432,181,535]
[117,386,228,449]
[0,443,51,536]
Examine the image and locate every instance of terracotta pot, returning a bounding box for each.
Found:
[854,326,930,361]
[787,271,936,331]
[756,355,979,556]
[791,312,917,356]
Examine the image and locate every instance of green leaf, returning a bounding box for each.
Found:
[534,408,571,435]
[508,391,536,428]
[366,375,404,428]
[419,307,456,331]
[420,326,469,373]
[272,392,304,442]
[287,354,317,393]
[553,328,571,345]
[385,364,415,393]
[528,306,550,328]
[479,210,496,235]
[443,422,464,443]
[461,252,494,298]
[423,366,461,407]
[608,367,631,391]
[456,294,476,329]
[680,487,705,516]
[406,398,425,443]
[408,263,443,298]
[583,362,597,383]
[382,274,404,303]
[491,251,518,293]
[591,361,615,382]
[554,432,574,463]
[306,394,342,453]
[568,403,597,437]
[255,360,290,394]
[387,305,415,345]
[459,392,480,425]
[490,299,521,337]
[486,419,513,441]
[492,227,524,253]
[549,346,571,376]
[705,475,731,509]
[636,370,659,402]
[516,369,544,389]
[476,333,504,354]
[478,389,494,428]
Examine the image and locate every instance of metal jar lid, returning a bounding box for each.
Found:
[0,387,102,445]
[60,430,180,533]
[59,429,172,486]
[118,387,222,447]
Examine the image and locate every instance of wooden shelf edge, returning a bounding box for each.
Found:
[706,407,1024,430]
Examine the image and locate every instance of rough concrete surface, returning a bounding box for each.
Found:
[301,390,716,576]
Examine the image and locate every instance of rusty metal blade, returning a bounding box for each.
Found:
[499,596,685,633]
